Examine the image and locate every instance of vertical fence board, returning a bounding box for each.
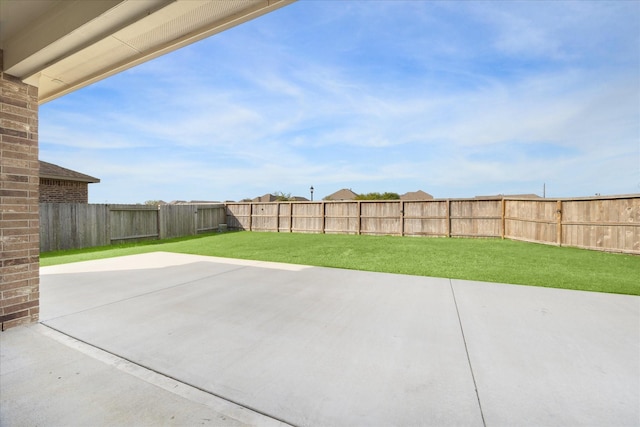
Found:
[403,200,448,236]
[292,203,323,233]
[225,204,251,230]
[277,203,292,232]
[109,205,159,243]
[159,205,196,239]
[561,198,639,253]
[504,199,557,244]
[450,199,502,237]
[195,204,226,233]
[360,201,402,235]
[325,202,359,234]
[39,203,109,251]
[251,203,278,231]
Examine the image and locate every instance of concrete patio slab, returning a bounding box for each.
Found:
[40,253,483,427]
[451,279,640,427]
[2,252,638,426]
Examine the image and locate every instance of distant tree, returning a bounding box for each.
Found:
[144,200,164,206]
[355,192,400,200]
[274,191,294,201]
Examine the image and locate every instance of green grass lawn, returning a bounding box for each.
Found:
[41,231,640,295]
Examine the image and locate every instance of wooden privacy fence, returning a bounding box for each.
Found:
[40,196,639,254]
[226,195,640,255]
[225,199,503,237]
[503,196,639,254]
[40,203,226,252]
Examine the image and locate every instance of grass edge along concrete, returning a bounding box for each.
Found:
[40,231,640,296]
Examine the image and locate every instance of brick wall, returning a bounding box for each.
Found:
[1,51,40,330]
[40,178,89,203]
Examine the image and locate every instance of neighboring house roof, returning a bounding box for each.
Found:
[325,188,359,200]
[475,194,541,199]
[252,193,278,203]
[400,190,434,200]
[39,160,100,183]
[169,200,220,205]
[291,196,309,201]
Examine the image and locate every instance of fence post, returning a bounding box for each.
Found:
[276,202,281,232]
[321,201,326,234]
[106,204,112,244]
[193,206,198,235]
[446,199,451,237]
[157,205,163,239]
[501,198,506,239]
[556,200,563,246]
[248,203,253,231]
[400,200,405,236]
[357,201,362,235]
[289,203,293,233]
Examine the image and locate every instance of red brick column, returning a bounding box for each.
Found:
[1,50,40,330]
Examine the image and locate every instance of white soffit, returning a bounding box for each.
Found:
[0,0,294,104]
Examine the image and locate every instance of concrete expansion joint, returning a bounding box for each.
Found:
[449,279,487,427]
[37,323,294,427]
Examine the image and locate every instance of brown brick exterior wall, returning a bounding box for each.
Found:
[40,178,89,203]
[1,54,40,330]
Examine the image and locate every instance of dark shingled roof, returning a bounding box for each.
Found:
[39,160,100,183]
[325,188,359,200]
[401,190,434,200]
[252,193,278,202]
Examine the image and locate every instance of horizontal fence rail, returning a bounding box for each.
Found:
[40,203,226,252]
[226,195,640,255]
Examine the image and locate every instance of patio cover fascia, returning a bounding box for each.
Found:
[0,0,295,104]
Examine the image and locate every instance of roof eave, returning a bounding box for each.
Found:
[40,174,101,183]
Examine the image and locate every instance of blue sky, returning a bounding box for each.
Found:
[39,0,640,203]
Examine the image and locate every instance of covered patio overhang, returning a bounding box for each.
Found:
[1,0,294,104]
